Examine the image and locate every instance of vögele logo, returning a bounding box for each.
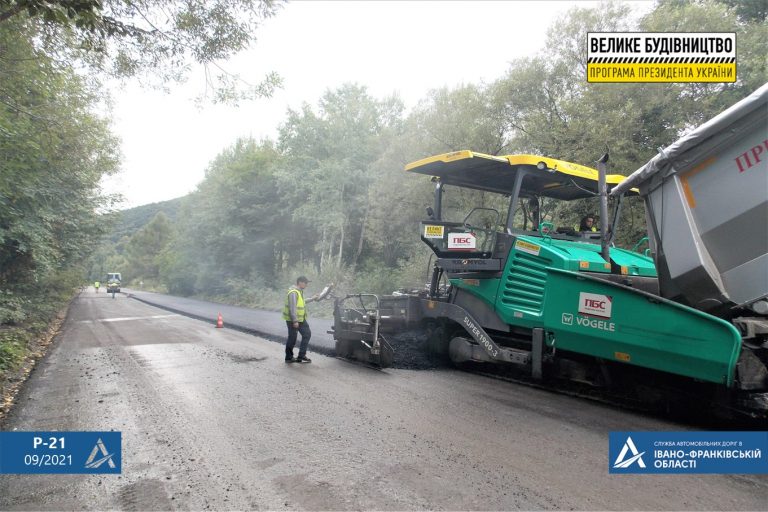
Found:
[613,436,647,469]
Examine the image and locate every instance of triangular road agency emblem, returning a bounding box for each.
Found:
[85,438,116,469]
[613,436,647,469]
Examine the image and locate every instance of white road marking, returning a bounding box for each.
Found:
[79,314,180,324]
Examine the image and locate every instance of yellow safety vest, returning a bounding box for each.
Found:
[282,288,307,322]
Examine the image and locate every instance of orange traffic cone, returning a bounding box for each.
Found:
[216,313,224,328]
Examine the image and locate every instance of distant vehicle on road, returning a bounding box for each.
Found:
[106,272,121,294]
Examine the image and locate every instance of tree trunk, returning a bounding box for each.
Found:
[319,227,327,272]
[351,209,368,269]
[274,243,282,276]
[337,220,345,266]
[337,183,345,266]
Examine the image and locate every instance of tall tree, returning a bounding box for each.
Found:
[491,0,767,244]
[409,84,512,157]
[159,139,283,294]
[0,17,119,293]
[0,0,284,103]
[276,84,404,271]
[125,212,173,281]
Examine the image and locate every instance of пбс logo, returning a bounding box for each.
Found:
[448,232,476,250]
[613,436,647,469]
[579,292,613,319]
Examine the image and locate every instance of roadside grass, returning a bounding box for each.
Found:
[0,328,26,373]
[0,274,78,420]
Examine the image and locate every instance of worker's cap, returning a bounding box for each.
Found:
[296,276,311,284]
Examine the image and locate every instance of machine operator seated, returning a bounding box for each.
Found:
[578,215,598,233]
[554,214,599,238]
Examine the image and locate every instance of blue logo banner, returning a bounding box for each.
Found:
[0,431,121,474]
[609,431,767,474]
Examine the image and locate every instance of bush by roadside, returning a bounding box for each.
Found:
[0,273,79,421]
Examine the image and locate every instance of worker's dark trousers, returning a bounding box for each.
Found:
[285,321,311,359]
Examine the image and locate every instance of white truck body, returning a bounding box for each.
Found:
[612,83,768,315]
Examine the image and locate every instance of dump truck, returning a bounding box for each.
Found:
[332,83,768,417]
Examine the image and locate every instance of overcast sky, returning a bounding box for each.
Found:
[104,0,652,209]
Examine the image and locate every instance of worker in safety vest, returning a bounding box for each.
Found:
[94,281,100,293]
[283,276,319,363]
[577,215,598,233]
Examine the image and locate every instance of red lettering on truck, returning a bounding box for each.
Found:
[735,139,768,173]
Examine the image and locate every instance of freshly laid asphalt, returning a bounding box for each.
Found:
[125,288,336,353]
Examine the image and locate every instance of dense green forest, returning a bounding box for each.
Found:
[0,0,282,376]
[106,198,182,244]
[104,0,767,312]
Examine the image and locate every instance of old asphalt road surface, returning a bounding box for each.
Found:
[1,289,767,510]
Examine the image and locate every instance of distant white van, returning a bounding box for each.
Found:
[106,272,122,283]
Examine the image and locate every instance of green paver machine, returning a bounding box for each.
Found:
[332,86,768,416]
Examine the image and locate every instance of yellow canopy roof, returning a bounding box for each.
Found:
[405,150,635,199]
